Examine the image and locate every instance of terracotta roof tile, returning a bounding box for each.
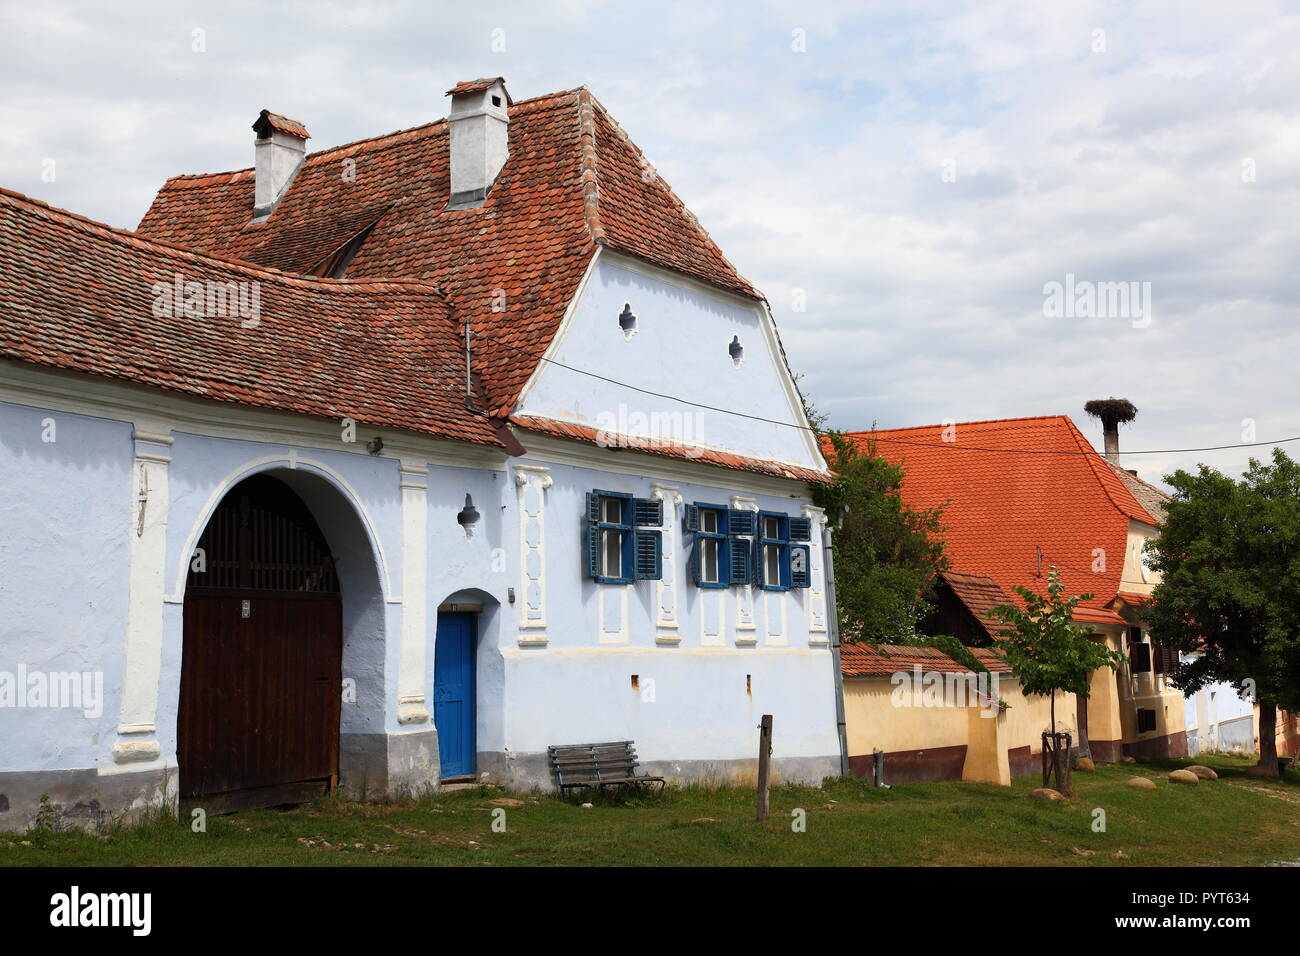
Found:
[840,642,1012,678]
[254,110,309,140]
[137,86,760,431]
[446,77,511,101]
[511,414,829,483]
[838,416,1156,626]
[0,187,501,448]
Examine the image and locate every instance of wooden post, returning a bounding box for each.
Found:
[756,714,773,822]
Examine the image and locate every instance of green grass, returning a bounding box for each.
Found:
[4,754,1298,866]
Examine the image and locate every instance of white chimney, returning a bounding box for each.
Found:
[445,77,511,209]
[251,109,309,220]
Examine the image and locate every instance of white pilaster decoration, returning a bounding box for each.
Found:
[397,461,431,725]
[514,464,552,646]
[730,494,758,646]
[110,427,173,767]
[651,482,683,646]
[804,504,830,645]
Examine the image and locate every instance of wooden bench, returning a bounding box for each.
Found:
[548,741,666,796]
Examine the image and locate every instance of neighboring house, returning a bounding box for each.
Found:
[0,78,839,830]
[841,414,1188,783]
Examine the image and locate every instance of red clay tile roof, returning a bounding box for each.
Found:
[839,416,1158,627]
[1114,591,1152,608]
[254,110,309,140]
[1106,459,1170,523]
[940,571,1014,633]
[840,642,1012,678]
[0,187,502,448]
[446,77,511,102]
[136,86,760,426]
[511,414,829,483]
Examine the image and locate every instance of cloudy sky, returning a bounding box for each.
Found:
[3,0,1297,488]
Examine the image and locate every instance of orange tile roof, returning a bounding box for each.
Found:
[0,187,502,448]
[445,77,511,100]
[839,642,1012,678]
[136,86,760,426]
[511,414,830,483]
[839,416,1158,627]
[940,571,1014,634]
[254,110,309,140]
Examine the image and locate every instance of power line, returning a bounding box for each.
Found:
[471,327,1300,459]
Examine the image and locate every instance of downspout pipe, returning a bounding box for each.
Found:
[822,517,850,778]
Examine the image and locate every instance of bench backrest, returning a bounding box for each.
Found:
[548,741,641,786]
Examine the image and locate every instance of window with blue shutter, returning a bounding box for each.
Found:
[633,529,662,579]
[789,516,813,542]
[728,508,755,537]
[790,544,811,588]
[755,512,791,590]
[691,504,728,588]
[728,537,752,586]
[586,490,660,584]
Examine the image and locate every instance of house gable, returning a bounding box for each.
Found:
[511,250,825,473]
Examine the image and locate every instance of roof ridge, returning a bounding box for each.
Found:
[158,88,585,185]
[1060,415,1159,524]
[847,414,1072,436]
[1106,458,1171,500]
[0,187,450,297]
[582,91,757,295]
[575,86,605,244]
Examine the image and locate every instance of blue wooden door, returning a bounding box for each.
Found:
[434,614,476,777]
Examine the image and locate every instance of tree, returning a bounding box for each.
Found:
[813,431,948,644]
[1143,449,1300,778]
[987,568,1125,794]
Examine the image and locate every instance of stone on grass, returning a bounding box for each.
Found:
[1074,757,1095,772]
[1168,769,1199,785]
[1029,787,1064,801]
[1122,756,1137,764]
[1186,765,1219,780]
[1127,777,1156,790]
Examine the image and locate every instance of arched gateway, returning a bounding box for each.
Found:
[178,473,344,812]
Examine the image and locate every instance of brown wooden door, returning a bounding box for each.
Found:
[178,474,343,808]
[179,591,341,800]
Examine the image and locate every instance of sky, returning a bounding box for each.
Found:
[2,0,1297,489]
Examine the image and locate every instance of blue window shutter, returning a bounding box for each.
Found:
[633,497,662,527]
[585,525,601,578]
[633,529,662,580]
[683,504,699,533]
[728,509,755,537]
[751,537,765,587]
[790,544,811,588]
[690,538,702,586]
[586,492,602,523]
[789,516,813,541]
[729,538,751,586]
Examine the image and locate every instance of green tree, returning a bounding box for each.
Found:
[1143,449,1300,778]
[813,431,948,644]
[987,568,1125,794]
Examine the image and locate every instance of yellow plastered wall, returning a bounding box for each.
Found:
[843,673,1079,786]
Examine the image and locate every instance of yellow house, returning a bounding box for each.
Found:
[838,414,1187,785]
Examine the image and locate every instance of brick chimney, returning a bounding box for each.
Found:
[445,77,511,209]
[251,110,309,220]
[1084,398,1138,464]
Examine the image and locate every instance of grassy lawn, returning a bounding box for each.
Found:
[4,753,1298,867]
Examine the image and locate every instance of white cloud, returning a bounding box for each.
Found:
[2,0,1296,485]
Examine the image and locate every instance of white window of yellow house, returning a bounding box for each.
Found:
[600,495,625,579]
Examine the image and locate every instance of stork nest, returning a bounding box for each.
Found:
[1084,398,1138,424]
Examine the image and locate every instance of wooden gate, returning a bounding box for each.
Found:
[178,474,342,812]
